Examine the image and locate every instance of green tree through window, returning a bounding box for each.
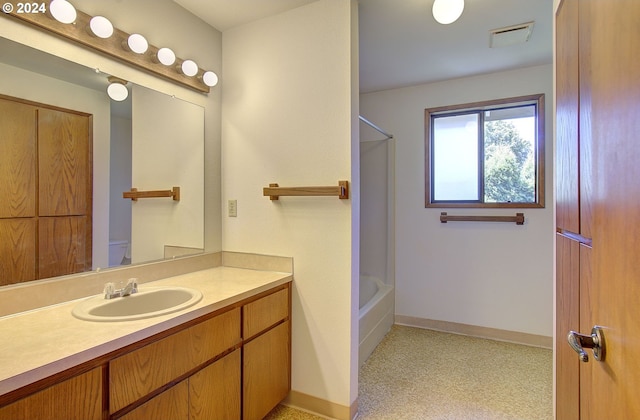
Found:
[484,119,535,203]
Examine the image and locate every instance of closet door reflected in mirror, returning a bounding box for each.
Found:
[0,95,92,285]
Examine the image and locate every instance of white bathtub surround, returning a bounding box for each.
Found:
[358,275,394,368]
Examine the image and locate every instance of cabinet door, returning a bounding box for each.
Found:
[243,321,291,420]
[38,216,89,279]
[0,97,36,219]
[116,380,188,420]
[189,349,241,420]
[0,367,102,420]
[0,219,36,285]
[38,108,91,217]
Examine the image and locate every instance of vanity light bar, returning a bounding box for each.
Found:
[2,6,218,93]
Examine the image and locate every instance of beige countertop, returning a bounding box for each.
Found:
[0,266,292,397]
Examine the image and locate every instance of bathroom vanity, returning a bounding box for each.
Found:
[0,260,292,420]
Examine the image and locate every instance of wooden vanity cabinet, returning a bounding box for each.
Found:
[0,282,291,420]
[0,367,102,420]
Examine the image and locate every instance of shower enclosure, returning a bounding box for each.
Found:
[359,116,395,367]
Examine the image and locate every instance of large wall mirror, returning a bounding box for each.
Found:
[0,36,204,287]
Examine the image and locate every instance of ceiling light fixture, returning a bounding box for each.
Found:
[49,0,77,24]
[107,76,128,101]
[20,4,219,92]
[432,0,464,25]
[89,16,114,38]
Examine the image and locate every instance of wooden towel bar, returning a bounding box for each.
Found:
[123,187,180,201]
[263,181,349,200]
[440,212,525,225]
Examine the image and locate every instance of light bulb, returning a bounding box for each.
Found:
[49,0,77,24]
[127,34,148,54]
[157,48,176,66]
[432,0,464,25]
[89,16,114,38]
[202,71,218,87]
[181,60,198,77]
[107,77,128,101]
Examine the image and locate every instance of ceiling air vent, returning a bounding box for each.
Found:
[489,21,534,48]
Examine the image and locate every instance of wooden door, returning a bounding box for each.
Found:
[556,0,640,418]
[578,0,640,418]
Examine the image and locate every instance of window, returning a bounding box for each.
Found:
[425,94,545,208]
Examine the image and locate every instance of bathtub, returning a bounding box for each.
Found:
[359,274,394,368]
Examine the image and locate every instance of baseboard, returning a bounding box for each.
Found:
[395,315,552,349]
[283,390,358,420]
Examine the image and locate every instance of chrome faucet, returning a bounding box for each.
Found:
[104,278,138,299]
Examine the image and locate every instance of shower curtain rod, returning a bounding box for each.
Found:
[359,115,394,140]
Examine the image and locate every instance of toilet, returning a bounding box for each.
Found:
[108,240,129,267]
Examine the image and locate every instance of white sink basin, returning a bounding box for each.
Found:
[72,287,203,322]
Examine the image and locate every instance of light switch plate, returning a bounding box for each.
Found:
[228,200,237,217]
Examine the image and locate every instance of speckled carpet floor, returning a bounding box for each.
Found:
[264,325,553,420]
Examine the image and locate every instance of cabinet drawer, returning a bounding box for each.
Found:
[110,307,241,413]
[243,288,289,339]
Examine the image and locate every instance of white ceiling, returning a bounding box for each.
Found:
[0,0,553,97]
[176,0,553,93]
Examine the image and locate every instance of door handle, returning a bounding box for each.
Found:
[567,326,605,362]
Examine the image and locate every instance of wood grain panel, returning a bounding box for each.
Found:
[38,216,89,279]
[38,108,90,217]
[117,380,188,420]
[555,233,580,420]
[110,308,240,413]
[0,97,36,219]
[0,367,102,420]
[189,349,241,420]
[577,0,593,239]
[583,0,640,417]
[243,321,291,420]
[0,219,36,285]
[578,244,593,418]
[243,288,289,339]
[555,0,580,234]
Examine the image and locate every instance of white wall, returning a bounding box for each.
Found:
[131,86,204,263]
[360,64,554,338]
[109,114,132,246]
[222,0,359,416]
